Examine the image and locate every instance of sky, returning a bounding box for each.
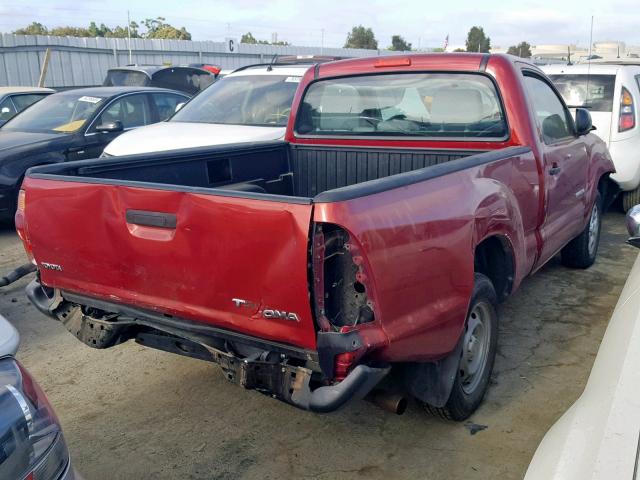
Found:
[1,0,639,50]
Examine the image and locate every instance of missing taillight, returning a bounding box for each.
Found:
[619,86,636,132]
[312,224,375,331]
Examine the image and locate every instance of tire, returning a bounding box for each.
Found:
[623,186,640,212]
[423,273,498,421]
[561,192,602,269]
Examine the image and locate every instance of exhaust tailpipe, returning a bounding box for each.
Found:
[366,390,408,415]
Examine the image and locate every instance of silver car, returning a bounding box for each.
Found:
[0,314,78,480]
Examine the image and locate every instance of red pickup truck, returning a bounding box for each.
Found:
[17,54,614,420]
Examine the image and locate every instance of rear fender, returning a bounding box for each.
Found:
[471,178,528,295]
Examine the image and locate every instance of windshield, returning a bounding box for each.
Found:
[295,73,507,139]
[171,74,300,126]
[3,93,106,134]
[548,74,616,112]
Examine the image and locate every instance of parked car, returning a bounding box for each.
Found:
[0,87,54,127]
[0,86,188,220]
[0,314,77,479]
[18,54,614,420]
[188,63,222,76]
[103,65,216,96]
[542,63,640,210]
[524,207,640,479]
[101,56,344,157]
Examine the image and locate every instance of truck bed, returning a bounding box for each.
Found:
[27,141,482,201]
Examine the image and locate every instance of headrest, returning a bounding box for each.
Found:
[430,88,484,124]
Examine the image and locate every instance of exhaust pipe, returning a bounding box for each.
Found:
[0,262,36,287]
[366,390,408,415]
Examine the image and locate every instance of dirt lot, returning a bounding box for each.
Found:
[0,212,636,480]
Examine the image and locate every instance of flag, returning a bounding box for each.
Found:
[444,34,449,50]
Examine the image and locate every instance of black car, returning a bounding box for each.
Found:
[0,86,188,219]
[103,66,216,96]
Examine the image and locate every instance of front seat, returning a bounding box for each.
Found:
[430,88,484,130]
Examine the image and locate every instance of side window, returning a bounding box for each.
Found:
[11,94,48,112]
[524,74,574,144]
[0,97,17,123]
[151,93,184,121]
[95,94,151,130]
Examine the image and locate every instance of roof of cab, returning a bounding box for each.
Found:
[314,53,537,78]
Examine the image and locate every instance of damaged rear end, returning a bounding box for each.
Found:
[17,179,390,412]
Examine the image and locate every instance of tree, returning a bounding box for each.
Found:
[465,26,491,53]
[389,35,411,51]
[13,22,49,35]
[453,48,466,52]
[12,18,185,39]
[141,17,191,40]
[108,22,140,39]
[240,31,289,46]
[344,25,378,49]
[507,41,532,58]
[240,32,258,44]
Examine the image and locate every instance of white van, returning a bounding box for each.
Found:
[542,63,640,210]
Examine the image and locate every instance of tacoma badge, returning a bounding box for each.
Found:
[40,262,63,271]
[232,298,299,321]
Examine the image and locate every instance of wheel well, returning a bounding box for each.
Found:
[474,236,514,302]
[598,173,618,209]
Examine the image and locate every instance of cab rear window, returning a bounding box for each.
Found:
[295,73,507,139]
[548,74,616,112]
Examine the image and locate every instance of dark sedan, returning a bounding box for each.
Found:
[0,86,188,219]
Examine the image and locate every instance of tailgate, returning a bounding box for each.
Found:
[23,178,317,350]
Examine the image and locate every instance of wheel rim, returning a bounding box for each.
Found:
[460,301,492,395]
[588,203,600,257]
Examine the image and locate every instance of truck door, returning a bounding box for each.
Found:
[523,73,589,266]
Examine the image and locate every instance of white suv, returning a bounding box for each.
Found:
[542,63,640,210]
[102,60,317,157]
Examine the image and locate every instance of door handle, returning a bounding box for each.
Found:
[126,210,177,229]
[549,163,561,175]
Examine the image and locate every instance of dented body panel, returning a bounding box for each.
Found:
[314,147,541,362]
[23,177,317,350]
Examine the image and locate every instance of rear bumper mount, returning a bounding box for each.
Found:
[26,278,390,412]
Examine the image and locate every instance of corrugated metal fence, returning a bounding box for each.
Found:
[0,34,407,88]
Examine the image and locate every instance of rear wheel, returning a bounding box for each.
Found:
[561,192,602,269]
[423,273,498,421]
[622,187,640,212]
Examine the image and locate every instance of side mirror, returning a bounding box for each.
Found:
[626,205,640,248]
[1,107,10,114]
[95,120,124,133]
[575,108,594,136]
[175,102,185,113]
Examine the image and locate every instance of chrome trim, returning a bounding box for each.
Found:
[6,384,33,431]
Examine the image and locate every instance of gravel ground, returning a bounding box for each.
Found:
[0,211,635,480]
